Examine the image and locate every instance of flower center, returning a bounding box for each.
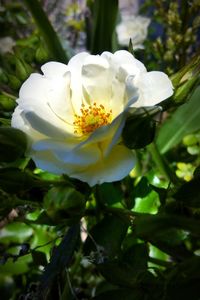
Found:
[73,103,112,135]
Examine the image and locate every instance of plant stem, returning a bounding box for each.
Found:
[23,0,68,63]
[148,142,178,184]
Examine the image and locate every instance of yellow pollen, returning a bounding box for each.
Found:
[73,103,112,135]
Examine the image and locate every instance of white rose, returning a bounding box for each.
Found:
[116,15,151,49]
[11,50,173,186]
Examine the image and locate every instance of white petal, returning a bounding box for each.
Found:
[11,106,28,131]
[32,139,100,166]
[18,73,49,105]
[18,71,74,126]
[125,75,139,105]
[134,71,174,107]
[82,55,112,107]
[23,111,74,140]
[45,72,74,124]
[105,51,145,115]
[11,107,45,142]
[41,61,69,78]
[114,50,146,74]
[31,150,70,174]
[70,145,135,186]
[101,51,141,116]
[68,52,89,71]
[68,52,90,112]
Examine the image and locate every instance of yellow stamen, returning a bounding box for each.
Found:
[74,103,112,135]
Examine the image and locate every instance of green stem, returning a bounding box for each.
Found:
[23,0,68,63]
[148,142,178,184]
[135,150,143,176]
[2,91,16,100]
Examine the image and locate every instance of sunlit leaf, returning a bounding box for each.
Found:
[157,86,200,153]
[44,186,86,221]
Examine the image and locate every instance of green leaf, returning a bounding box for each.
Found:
[95,183,123,206]
[0,222,33,244]
[97,260,156,289]
[15,57,32,81]
[132,177,152,199]
[90,0,118,54]
[156,86,200,153]
[122,243,148,272]
[135,214,200,237]
[35,42,49,63]
[171,54,200,105]
[97,261,137,287]
[164,257,200,300]
[0,255,32,276]
[134,214,200,258]
[7,74,21,90]
[0,118,11,126]
[0,95,15,111]
[99,244,149,290]
[84,215,128,258]
[0,127,27,162]
[44,186,86,220]
[133,190,159,214]
[0,168,40,193]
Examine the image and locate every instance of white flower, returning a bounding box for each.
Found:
[116,15,151,49]
[0,37,15,54]
[11,50,173,186]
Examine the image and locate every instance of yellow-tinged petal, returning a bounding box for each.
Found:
[70,145,135,186]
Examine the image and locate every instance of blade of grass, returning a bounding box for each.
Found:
[23,0,68,63]
[90,0,118,54]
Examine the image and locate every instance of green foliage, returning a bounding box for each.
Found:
[157,87,200,153]
[44,186,86,222]
[0,127,27,162]
[0,168,40,193]
[90,0,118,54]
[84,215,128,259]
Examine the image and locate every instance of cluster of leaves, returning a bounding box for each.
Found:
[0,0,200,299]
